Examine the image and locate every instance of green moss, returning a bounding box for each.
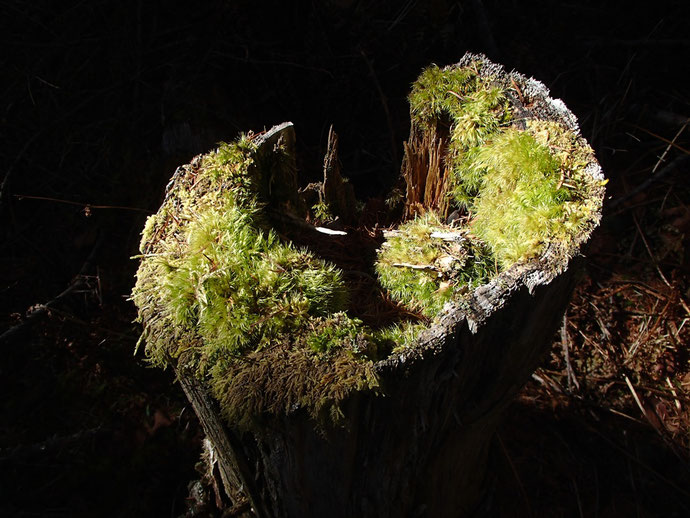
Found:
[408,64,477,127]
[409,63,510,150]
[371,321,427,354]
[133,60,604,427]
[163,202,347,361]
[306,313,364,354]
[375,212,495,317]
[403,62,603,273]
[466,124,599,268]
[456,128,560,266]
[132,134,379,426]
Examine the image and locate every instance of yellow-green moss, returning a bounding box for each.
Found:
[305,313,364,354]
[467,122,602,268]
[375,212,495,317]
[409,62,511,151]
[376,61,603,318]
[133,60,604,427]
[371,321,428,354]
[132,135,379,426]
[427,68,594,256]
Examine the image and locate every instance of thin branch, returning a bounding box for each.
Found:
[629,124,690,156]
[14,193,152,213]
[652,122,687,173]
[623,374,647,419]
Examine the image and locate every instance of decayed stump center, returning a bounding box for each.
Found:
[132,53,605,517]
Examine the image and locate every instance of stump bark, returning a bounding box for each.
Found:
[137,54,605,517]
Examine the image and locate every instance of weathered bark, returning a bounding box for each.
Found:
[167,54,604,517]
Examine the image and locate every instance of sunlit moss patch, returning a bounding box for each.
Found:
[467,123,601,269]
[376,212,495,317]
[389,58,604,316]
[371,321,428,355]
[132,133,378,426]
[133,57,604,428]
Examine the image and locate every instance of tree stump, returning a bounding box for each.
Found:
[133,54,605,517]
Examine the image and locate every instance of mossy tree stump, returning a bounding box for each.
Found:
[133,54,605,517]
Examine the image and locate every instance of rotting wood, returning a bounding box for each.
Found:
[301,125,356,225]
[134,53,605,518]
[402,124,451,219]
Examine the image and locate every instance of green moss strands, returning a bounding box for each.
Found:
[371,321,427,355]
[162,202,347,359]
[466,124,601,269]
[457,128,564,267]
[376,212,495,317]
[403,61,511,218]
[131,126,388,426]
[408,64,477,127]
[403,57,604,274]
[133,132,349,372]
[305,313,365,354]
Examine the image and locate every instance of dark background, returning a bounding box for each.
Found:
[2,1,690,516]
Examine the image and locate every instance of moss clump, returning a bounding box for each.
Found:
[414,63,599,265]
[409,63,510,151]
[465,124,601,268]
[301,313,404,360]
[380,59,603,317]
[132,133,378,425]
[162,201,347,360]
[408,63,508,141]
[305,313,365,354]
[133,58,604,427]
[371,321,428,354]
[376,212,495,317]
[211,340,379,427]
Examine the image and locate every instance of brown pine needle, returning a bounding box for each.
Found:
[630,123,690,156]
